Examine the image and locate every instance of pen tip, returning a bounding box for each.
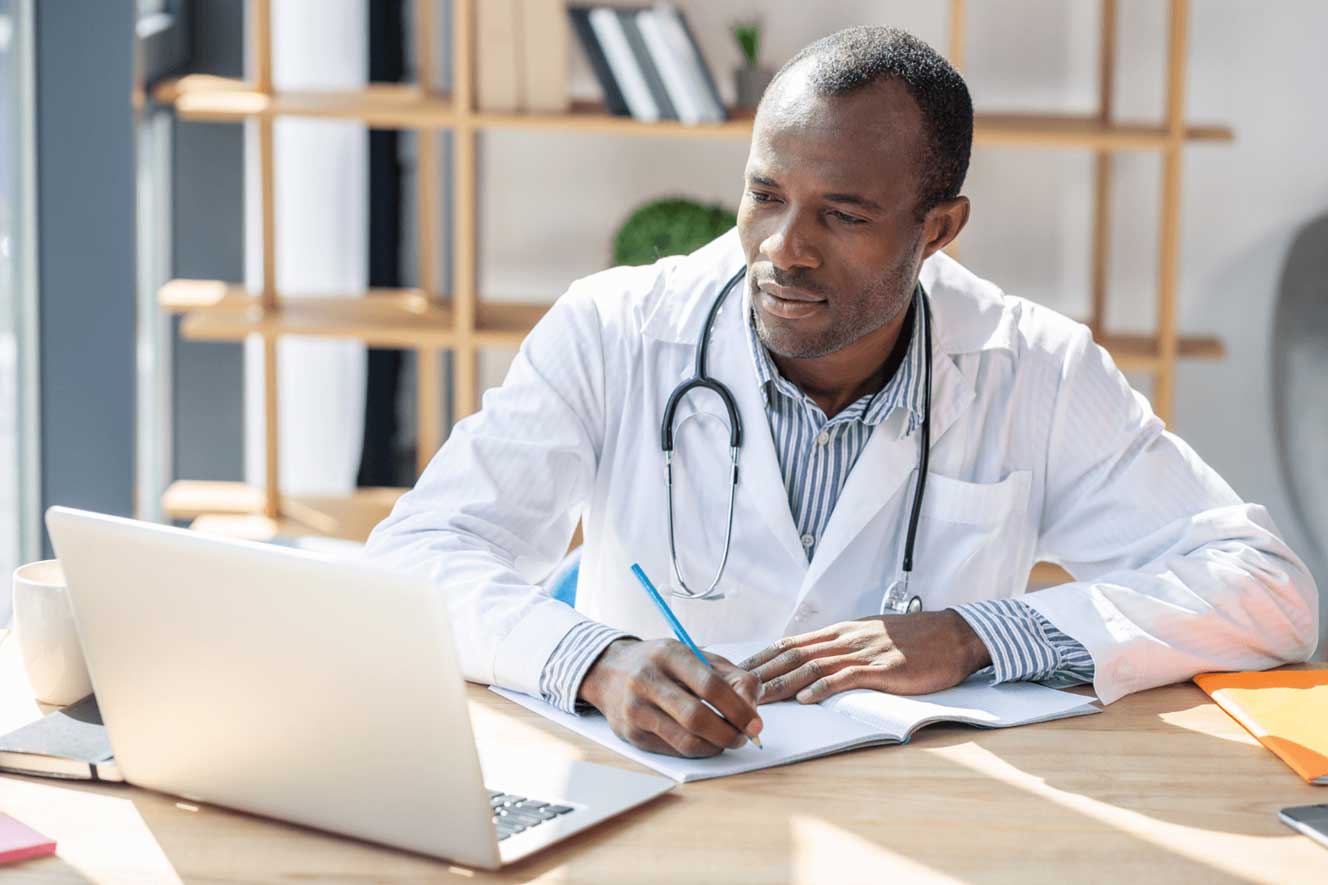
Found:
[750,735,763,750]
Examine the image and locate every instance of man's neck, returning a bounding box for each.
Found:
[770,300,915,418]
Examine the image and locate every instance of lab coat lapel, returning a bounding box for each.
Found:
[702,290,810,574]
[800,338,976,593]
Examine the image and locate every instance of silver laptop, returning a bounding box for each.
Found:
[46,506,672,869]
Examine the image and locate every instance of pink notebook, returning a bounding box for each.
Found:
[0,813,55,865]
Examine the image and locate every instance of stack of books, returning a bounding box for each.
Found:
[475,0,572,113]
[569,4,727,123]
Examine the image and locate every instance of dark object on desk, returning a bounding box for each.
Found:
[1281,804,1328,850]
[0,694,123,782]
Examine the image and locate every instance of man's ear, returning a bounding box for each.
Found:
[919,196,970,261]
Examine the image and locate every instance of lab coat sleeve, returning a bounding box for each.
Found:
[1023,321,1319,704]
[362,284,611,697]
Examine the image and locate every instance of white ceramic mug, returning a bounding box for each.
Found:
[12,559,93,705]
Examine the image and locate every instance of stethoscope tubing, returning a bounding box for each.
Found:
[661,265,932,609]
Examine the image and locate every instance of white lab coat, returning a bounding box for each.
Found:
[365,229,1318,705]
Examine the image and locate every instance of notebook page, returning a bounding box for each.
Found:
[491,687,886,783]
[821,678,1099,738]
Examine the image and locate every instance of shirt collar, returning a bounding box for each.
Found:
[745,283,928,435]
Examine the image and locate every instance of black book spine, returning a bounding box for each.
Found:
[618,9,676,121]
[568,6,631,117]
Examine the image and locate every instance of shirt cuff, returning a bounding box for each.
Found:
[537,620,634,714]
[951,599,1095,686]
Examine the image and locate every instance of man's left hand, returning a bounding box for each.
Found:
[740,611,992,704]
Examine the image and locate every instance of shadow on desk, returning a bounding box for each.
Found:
[2,674,1322,883]
[479,678,1324,884]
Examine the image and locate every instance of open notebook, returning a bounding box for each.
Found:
[493,641,1100,782]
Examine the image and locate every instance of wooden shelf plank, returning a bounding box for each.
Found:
[155,76,457,128]
[153,80,1232,151]
[164,481,405,543]
[474,301,552,347]
[974,113,1231,150]
[475,100,757,139]
[1098,332,1224,371]
[161,281,1225,369]
[161,281,456,347]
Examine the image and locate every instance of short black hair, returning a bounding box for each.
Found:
[766,27,973,219]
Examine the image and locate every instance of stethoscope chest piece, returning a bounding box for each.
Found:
[880,577,924,616]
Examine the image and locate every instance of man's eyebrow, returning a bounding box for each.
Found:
[746,173,884,214]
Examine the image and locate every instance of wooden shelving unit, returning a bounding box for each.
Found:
[154,0,1228,547]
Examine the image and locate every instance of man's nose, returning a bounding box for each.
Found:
[761,212,821,271]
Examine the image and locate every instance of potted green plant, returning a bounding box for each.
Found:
[612,197,737,267]
[732,18,773,109]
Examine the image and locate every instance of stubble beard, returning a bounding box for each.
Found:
[754,245,920,360]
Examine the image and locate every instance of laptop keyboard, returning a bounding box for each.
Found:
[488,789,575,841]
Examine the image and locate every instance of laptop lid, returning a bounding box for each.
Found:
[45,506,501,869]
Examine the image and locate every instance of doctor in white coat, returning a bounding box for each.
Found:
[366,27,1317,759]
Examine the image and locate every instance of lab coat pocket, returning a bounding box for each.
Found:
[911,469,1033,606]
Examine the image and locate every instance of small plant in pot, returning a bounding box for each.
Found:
[732,18,773,110]
[612,197,737,267]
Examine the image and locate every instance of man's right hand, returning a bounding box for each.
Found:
[578,638,763,758]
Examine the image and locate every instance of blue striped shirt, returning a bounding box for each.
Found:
[537,285,1095,713]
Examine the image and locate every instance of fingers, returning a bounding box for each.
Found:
[793,665,883,704]
[709,656,761,708]
[619,701,726,758]
[748,639,843,686]
[739,628,840,670]
[664,652,763,739]
[650,679,744,751]
[758,652,855,703]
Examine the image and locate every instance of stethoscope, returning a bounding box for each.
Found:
[661,265,932,616]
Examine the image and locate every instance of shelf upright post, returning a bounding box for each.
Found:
[1089,0,1117,341]
[451,0,480,422]
[944,0,964,260]
[252,0,281,520]
[947,0,965,73]
[1155,0,1190,425]
[415,0,444,474]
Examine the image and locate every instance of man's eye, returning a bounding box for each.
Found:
[830,211,866,225]
[748,191,774,203]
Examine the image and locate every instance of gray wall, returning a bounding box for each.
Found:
[36,0,136,549]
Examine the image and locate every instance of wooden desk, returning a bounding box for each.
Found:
[0,632,1323,884]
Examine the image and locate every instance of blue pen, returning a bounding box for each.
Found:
[629,563,762,749]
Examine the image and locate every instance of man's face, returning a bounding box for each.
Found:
[737,71,928,359]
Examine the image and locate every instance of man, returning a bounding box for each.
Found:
[365,27,1317,758]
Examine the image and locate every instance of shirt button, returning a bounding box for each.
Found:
[800,533,815,548]
[816,431,830,446]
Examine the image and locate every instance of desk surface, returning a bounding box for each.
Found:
[0,633,1323,884]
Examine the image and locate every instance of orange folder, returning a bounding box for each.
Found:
[1194,668,1328,784]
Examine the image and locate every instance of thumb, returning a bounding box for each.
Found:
[710,655,760,709]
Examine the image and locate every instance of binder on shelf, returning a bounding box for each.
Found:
[476,0,522,112]
[667,4,728,121]
[588,7,661,121]
[570,4,725,124]
[569,6,630,116]
[636,6,704,124]
[519,0,571,113]
[617,9,676,121]
[640,3,726,123]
